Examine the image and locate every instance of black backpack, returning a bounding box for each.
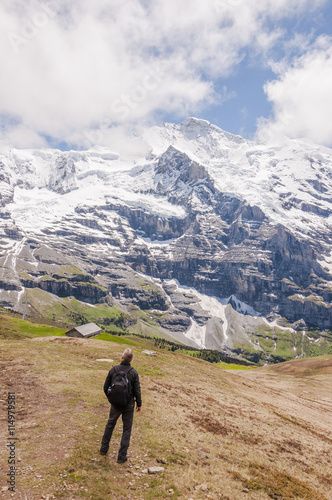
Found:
[107,366,133,406]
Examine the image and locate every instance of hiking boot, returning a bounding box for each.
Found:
[117,457,127,464]
[100,451,108,456]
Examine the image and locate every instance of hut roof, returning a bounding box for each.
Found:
[66,323,102,337]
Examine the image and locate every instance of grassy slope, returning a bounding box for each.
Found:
[0,323,331,499]
[9,286,332,363]
[245,326,332,364]
[0,313,68,339]
[21,290,126,331]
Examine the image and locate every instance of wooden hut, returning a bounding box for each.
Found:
[65,323,102,338]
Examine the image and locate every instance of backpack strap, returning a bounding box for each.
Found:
[122,365,133,373]
[113,365,133,376]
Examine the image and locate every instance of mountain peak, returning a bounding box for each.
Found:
[180,116,214,130]
[143,117,245,161]
[179,117,246,143]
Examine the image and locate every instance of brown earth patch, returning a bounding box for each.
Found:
[232,462,326,500]
[190,412,229,435]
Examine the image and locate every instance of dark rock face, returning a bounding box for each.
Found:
[0,280,21,291]
[109,280,169,311]
[105,202,191,241]
[21,274,108,304]
[0,163,14,206]
[108,149,331,329]
[281,298,331,329]
[156,146,210,185]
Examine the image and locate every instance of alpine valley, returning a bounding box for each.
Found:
[1,118,331,363]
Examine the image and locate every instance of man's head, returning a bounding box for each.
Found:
[122,348,134,363]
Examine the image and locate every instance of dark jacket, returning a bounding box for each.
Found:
[103,361,142,407]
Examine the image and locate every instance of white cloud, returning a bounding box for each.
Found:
[257,36,332,146]
[0,122,48,149]
[0,0,327,148]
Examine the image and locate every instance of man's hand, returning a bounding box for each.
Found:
[136,406,141,412]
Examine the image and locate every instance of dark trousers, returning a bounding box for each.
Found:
[100,401,135,459]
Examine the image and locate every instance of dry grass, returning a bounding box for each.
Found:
[232,463,324,499]
[0,336,331,500]
[265,355,332,377]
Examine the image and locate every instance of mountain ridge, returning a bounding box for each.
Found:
[0,118,331,362]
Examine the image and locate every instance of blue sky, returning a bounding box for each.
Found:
[204,2,332,140]
[0,0,332,150]
[196,64,276,140]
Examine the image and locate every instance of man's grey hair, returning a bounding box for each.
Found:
[123,348,133,363]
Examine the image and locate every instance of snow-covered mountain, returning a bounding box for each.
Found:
[1,118,331,361]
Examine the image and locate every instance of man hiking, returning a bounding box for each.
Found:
[100,348,142,463]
